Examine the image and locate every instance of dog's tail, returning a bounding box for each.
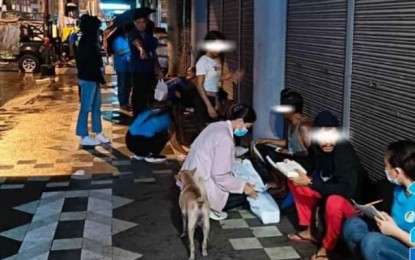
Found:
[196,196,204,208]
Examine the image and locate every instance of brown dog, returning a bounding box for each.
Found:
[175,169,210,260]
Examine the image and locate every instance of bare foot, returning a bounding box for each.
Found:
[287,229,316,243]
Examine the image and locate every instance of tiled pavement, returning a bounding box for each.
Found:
[0,168,322,260]
[0,74,353,259]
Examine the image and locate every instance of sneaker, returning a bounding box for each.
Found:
[80,136,99,146]
[144,154,167,163]
[209,210,228,221]
[95,133,110,144]
[131,155,145,160]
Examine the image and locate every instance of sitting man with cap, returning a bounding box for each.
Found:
[286,110,367,260]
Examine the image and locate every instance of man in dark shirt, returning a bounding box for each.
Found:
[286,110,366,260]
[129,10,163,117]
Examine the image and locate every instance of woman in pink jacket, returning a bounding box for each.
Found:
[179,104,258,221]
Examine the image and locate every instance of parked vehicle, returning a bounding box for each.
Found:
[0,19,59,73]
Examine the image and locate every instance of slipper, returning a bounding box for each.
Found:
[310,253,329,260]
[287,232,317,244]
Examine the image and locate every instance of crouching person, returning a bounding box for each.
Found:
[287,111,366,260]
[177,104,258,221]
[126,100,172,162]
[343,140,415,260]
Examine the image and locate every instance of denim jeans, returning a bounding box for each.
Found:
[76,80,102,137]
[116,71,131,106]
[343,217,409,260]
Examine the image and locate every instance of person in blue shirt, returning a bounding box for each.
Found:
[343,140,415,260]
[68,29,78,59]
[125,100,172,161]
[129,10,163,118]
[165,66,198,109]
[112,27,132,111]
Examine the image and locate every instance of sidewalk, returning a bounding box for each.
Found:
[0,75,325,260]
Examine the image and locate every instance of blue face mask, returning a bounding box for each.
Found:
[385,170,400,185]
[234,127,248,137]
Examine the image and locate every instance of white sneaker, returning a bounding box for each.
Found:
[80,136,100,146]
[209,210,228,221]
[95,133,110,144]
[144,154,167,163]
[131,155,145,160]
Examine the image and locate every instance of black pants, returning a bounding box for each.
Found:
[223,194,248,212]
[193,95,217,129]
[125,130,169,156]
[131,73,157,118]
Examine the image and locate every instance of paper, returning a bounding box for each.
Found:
[351,200,381,219]
[266,158,305,178]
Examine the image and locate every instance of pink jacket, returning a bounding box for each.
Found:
[179,121,246,212]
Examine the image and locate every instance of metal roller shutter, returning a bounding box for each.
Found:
[176,0,185,75]
[208,0,222,31]
[184,0,192,71]
[350,0,415,180]
[181,0,192,74]
[285,0,347,121]
[222,0,240,100]
[239,0,254,105]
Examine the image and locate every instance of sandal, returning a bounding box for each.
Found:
[287,232,317,244]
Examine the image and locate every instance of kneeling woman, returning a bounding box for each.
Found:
[343,140,415,260]
[178,104,258,221]
[126,101,172,162]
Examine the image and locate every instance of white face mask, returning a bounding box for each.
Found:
[385,170,400,186]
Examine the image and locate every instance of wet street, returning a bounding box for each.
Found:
[0,72,342,260]
[0,72,41,108]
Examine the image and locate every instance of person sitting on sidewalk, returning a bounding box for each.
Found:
[177,104,258,221]
[343,140,415,260]
[125,90,173,163]
[75,14,110,146]
[165,66,198,111]
[252,90,312,187]
[254,89,312,164]
[287,110,366,260]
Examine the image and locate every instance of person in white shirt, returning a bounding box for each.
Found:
[194,30,243,130]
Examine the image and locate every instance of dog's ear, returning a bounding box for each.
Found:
[189,168,197,176]
[174,172,182,181]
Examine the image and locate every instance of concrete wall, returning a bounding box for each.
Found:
[252,0,287,139]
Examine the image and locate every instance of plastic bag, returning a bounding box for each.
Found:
[232,159,280,224]
[154,79,168,101]
[248,192,280,224]
[232,159,266,191]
